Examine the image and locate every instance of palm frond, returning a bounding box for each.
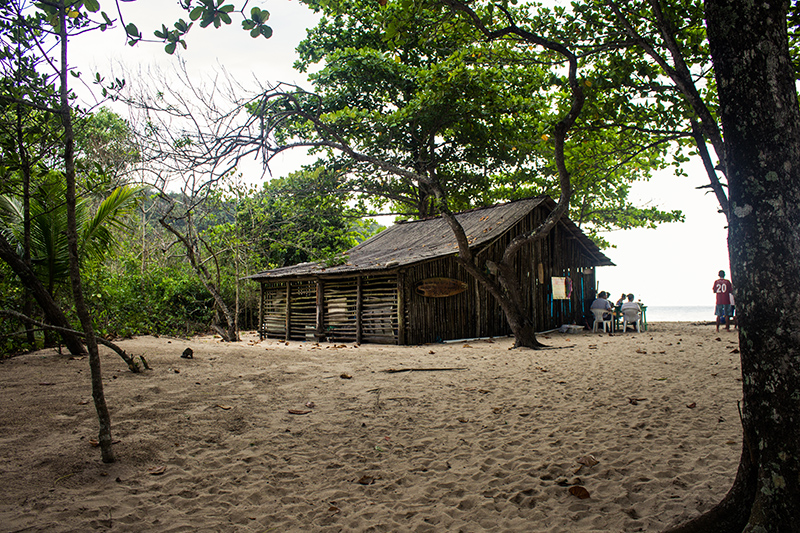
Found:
[81,184,142,261]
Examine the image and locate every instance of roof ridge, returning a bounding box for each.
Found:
[395,195,549,225]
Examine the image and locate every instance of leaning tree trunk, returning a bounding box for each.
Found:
[667,0,800,530]
[0,233,87,356]
[493,261,547,348]
[159,216,239,342]
[56,1,115,464]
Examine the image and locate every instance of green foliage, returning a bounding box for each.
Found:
[291,0,552,216]
[286,0,682,242]
[73,107,139,196]
[236,166,379,268]
[0,178,141,293]
[84,257,216,338]
[69,171,374,341]
[149,1,273,53]
[0,262,39,356]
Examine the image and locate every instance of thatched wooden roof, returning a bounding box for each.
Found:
[248,196,613,281]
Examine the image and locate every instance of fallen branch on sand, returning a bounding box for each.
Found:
[0,309,142,372]
[382,367,468,373]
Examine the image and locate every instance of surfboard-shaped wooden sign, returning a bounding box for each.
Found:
[415,277,468,298]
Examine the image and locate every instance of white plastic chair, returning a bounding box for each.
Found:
[621,307,641,333]
[591,308,612,332]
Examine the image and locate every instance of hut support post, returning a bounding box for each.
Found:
[474,274,481,339]
[356,276,363,345]
[397,271,405,345]
[315,279,324,342]
[259,283,264,340]
[284,282,291,342]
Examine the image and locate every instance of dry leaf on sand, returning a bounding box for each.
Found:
[569,485,591,499]
[148,466,167,476]
[577,455,599,467]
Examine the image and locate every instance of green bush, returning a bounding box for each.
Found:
[85,260,216,338]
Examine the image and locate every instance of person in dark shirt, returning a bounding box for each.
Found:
[713,270,733,332]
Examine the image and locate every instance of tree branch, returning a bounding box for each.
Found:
[0,309,141,372]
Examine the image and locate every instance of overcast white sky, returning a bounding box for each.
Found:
[68,0,730,307]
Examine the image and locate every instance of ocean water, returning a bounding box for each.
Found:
[645,305,716,322]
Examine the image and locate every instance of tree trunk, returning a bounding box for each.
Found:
[159,215,239,342]
[494,261,547,348]
[57,1,115,464]
[668,0,800,529]
[15,101,36,347]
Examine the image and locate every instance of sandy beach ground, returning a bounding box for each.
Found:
[0,322,743,532]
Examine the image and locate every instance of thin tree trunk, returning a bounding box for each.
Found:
[56,1,115,463]
[10,10,37,348]
[15,111,37,346]
[159,214,239,342]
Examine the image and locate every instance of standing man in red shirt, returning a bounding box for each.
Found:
[713,270,733,332]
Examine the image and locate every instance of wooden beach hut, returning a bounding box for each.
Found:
[249,196,613,345]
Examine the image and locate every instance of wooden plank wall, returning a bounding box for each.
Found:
[360,275,399,344]
[260,282,287,339]
[472,207,598,335]
[288,280,316,340]
[323,278,358,342]
[258,274,399,344]
[401,258,476,345]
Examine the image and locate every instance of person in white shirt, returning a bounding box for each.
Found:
[620,293,640,312]
[620,294,641,332]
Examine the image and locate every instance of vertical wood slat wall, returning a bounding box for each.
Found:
[260,282,287,340]
[288,280,316,341]
[470,209,597,337]
[259,274,399,343]
[401,257,476,345]
[361,275,399,344]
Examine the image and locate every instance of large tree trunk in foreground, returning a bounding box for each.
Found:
[667,0,800,530]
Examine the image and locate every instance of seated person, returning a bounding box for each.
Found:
[621,293,640,312]
[620,294,641,330]
[590,291,614,321]
[615,293,626,307]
